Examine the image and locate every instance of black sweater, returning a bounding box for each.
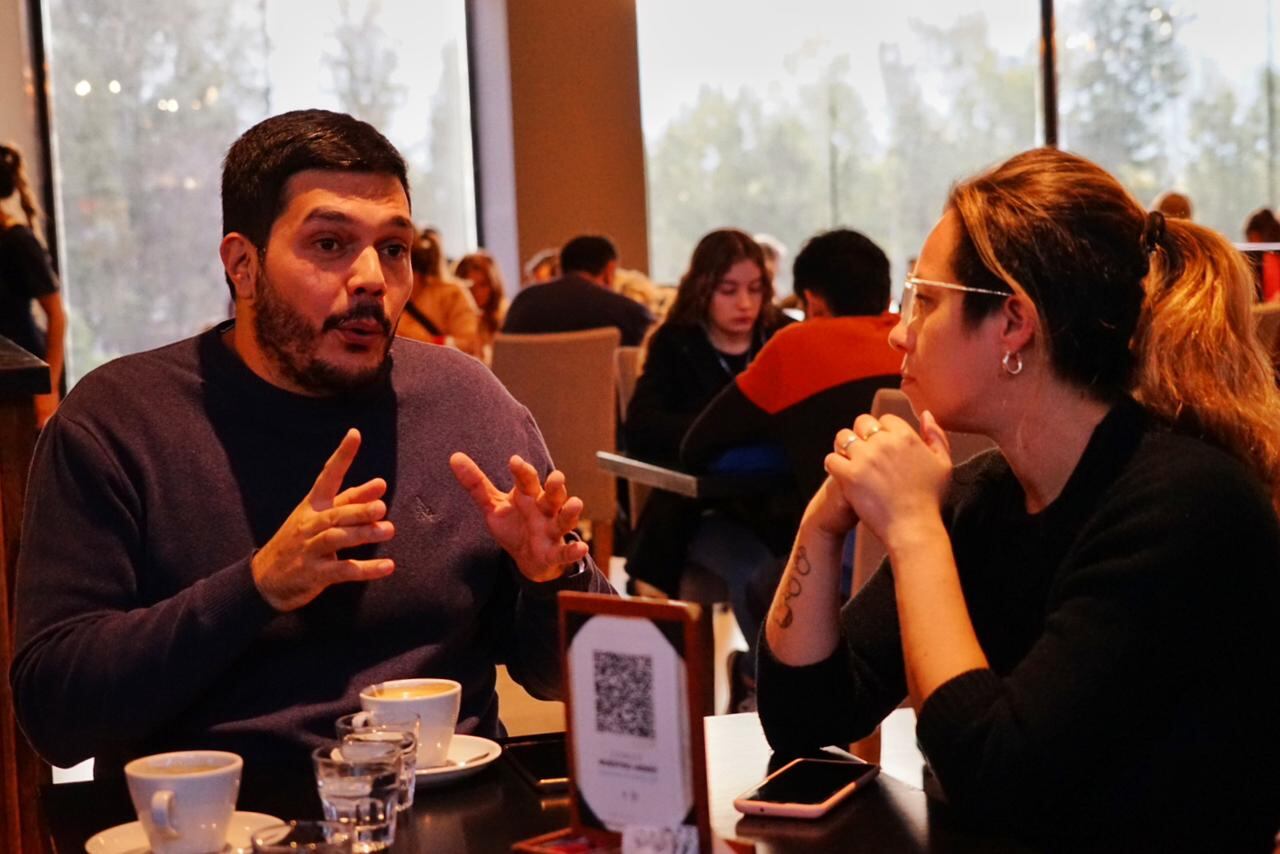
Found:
[758,401,1280,850]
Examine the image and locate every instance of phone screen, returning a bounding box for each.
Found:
[505,738,569,789]
[742,759,876,804]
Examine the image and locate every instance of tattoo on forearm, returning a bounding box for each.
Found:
[775,546,813,629]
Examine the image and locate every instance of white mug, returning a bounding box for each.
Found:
[360,678,461,767]
[124,750,242,854]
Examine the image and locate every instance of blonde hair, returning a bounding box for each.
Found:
[1135,218,1280,510]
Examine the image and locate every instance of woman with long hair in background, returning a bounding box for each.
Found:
[0,143,66,428]
[455,251,508,365]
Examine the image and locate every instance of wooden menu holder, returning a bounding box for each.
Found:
[515,592,712,853]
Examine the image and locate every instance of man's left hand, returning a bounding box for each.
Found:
[450,452,589,582]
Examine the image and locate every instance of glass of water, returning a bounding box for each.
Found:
[340,728,417,811]
[311,743,401,853]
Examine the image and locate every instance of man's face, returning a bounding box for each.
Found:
[242,169,414,395]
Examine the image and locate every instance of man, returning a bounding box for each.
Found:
[501,234,652,345]
[10,110,611,782]
[679,229,900,709]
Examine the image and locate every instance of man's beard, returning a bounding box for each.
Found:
[251,269,393,395]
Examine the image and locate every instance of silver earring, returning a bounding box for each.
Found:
[1002,350,1023,376]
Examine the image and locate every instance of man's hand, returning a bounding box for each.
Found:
[450,452,588,583]
[252,428,396,611]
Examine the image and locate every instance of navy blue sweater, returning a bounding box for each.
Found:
[11,323,611,776]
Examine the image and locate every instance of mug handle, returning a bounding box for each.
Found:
[151,790,179,838]
[352,711,374,728]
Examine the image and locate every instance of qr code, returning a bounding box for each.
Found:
[593,651,655,739]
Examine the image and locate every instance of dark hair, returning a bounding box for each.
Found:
[1245,208,1280,243]
[792,229,890,316]
[664,229,774,329]
[0,144,41,230]
[559,235,617,276]
[946,148,1148,400]
[221,110,410,296]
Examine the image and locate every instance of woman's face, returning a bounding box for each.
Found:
[707,258,764,341]
[888,211,1005,431]
[465,269,492,309]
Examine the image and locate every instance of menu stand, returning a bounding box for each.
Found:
[515,592,713,853]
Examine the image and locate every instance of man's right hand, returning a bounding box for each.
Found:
[252,428,396,611]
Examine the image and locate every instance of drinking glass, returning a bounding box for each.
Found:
[311,743,401,853]
[251,820,353,853]
[341,729,417,811]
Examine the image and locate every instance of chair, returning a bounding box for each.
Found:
[849,389,997,595]
[613,346,652,528]
[491,328,621,568]
[612,345,727,603]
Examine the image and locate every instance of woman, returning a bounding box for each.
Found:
[397,228,482,358]
[1244,207,1280,302]
[0,143,65,428]
[625,230,788,707]
[455,251,507,365]
[758,149,1280,848]
[625,228,784,466]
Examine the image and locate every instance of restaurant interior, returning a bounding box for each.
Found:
[5,0,1280,851]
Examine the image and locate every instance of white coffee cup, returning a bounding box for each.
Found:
[124,750,243,854]
[360,678,461,767]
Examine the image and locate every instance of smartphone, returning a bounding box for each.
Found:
[734,757,879,819]
[504,733,570,791]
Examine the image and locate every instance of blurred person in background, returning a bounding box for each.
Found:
[624,229,789,607]
[502,234,652,346]
[456,251,508,365]
[1153,189,1193,220]
[613,266,659,315]
[0,143,66,428]
[1244,207,1280,302]
[522,247,560,285]
[398,227,482,357]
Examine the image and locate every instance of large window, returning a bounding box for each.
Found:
[1058,0,1279,241]
[43,0,475,381]
[636,0,1040,292]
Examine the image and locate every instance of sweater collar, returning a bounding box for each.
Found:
[198,320,396,430]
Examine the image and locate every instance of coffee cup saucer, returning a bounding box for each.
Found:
[85,810,281,854]
[414,734,502,789]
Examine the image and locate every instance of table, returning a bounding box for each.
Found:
[596,451,791,500]
[43,714,1032,853]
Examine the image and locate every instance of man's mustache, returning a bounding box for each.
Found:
[322,302,391,335]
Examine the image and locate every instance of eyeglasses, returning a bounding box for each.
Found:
[899,275,1011,325]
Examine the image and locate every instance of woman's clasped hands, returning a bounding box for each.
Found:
[822,411,954,547]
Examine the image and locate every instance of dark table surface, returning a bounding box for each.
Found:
[44,713,1032,853]
[0,334,50,396]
